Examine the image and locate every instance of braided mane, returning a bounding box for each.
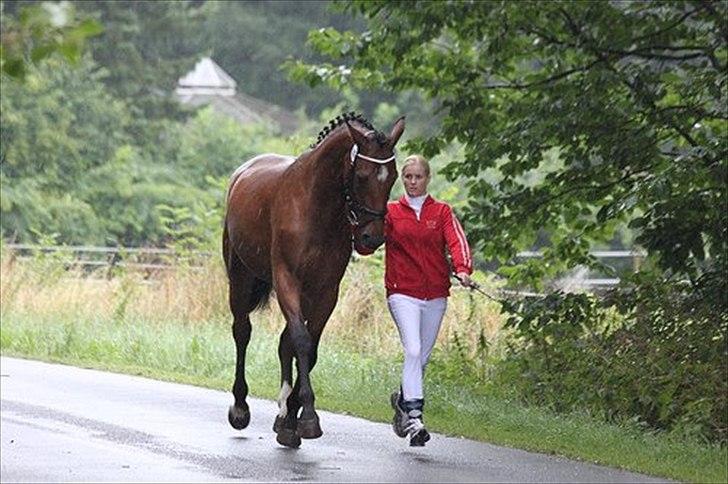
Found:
[310,111,385,148]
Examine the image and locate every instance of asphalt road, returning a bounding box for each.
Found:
[0,357,670,483]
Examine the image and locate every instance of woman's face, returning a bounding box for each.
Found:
[401,162,430,197]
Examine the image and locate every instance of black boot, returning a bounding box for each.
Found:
[390,388,408,438]
[402,398,430,447]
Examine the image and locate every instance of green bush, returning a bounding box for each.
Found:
[497,276,727,444]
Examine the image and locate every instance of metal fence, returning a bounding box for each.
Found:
[514,250,647,290]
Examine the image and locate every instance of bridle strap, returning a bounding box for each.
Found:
[350,144,396,165]
[357,152,396,164]
[345,192,387,226]
[345,144,394,227]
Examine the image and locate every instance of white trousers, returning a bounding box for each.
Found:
[387,293,448,402]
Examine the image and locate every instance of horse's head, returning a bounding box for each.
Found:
[344,116,406,253]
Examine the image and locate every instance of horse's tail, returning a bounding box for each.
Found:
[248,278,272,312]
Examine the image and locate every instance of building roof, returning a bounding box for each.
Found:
[175,57,298,133]
[176,57,236,96]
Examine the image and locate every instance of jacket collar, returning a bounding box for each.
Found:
[398,194,433,208]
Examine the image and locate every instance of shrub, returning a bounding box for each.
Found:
[497,273,727,443]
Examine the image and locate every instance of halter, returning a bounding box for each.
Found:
[349,144,396,164]
[345,143,395,227]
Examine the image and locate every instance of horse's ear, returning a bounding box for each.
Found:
[388,116,406,148]
[345,121,368,148]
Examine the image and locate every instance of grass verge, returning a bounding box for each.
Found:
[1,313,725,483]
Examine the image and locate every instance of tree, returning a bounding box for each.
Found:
[0,57,130,243]
[195,0,367,114]
[0,55,293,247]
[289,0,726,288]
[288,0,728,440]
[74,0,206,154]
[1,0,102,80]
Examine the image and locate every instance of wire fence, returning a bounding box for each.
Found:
[2,243,212,274]
[2,244,646,291]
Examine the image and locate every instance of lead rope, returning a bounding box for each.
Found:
[453,274,544,300]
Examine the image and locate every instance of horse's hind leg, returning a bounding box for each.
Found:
[225,239,270,430]
[228,298,252,430]
[273,327,301,447]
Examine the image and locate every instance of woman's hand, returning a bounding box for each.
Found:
[456,272,472,287]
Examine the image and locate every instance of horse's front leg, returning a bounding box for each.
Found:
[282,288,338,439]
[273,267,322,441]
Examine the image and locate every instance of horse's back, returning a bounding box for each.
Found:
[228,154,295,200]
[225,154,296,278]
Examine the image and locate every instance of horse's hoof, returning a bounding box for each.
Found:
[228,405,250,430]
[272,415,286,433]
[276,428,301,448]
[296,416,323,439]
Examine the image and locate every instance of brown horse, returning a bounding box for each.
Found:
[223,112,405,447]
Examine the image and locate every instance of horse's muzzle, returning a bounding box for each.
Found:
[361,233,385,250]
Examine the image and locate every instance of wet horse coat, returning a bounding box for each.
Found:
[223,113,405,447]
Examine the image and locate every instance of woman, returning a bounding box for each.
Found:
[384,154,473,447]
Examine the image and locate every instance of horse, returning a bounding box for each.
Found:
[223,112,406,447]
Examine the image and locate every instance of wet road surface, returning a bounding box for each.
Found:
[0,357,670,483]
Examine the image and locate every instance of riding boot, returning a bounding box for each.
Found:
[402,398,430,447]
[390,386,408,438]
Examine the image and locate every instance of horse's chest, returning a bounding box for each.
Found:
[301,246,348,276]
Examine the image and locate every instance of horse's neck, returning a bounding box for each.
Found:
[293,133,350,226]
[299,133,349,193]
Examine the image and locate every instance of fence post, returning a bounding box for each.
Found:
[632,251,643,272]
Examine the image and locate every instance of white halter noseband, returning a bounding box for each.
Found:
[350,144,396,165]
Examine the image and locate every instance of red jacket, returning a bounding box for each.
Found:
[385,195,472,300]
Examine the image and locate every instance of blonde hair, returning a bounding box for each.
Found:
[401,154,431,177]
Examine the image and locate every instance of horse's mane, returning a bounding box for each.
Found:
[310,111,386,149]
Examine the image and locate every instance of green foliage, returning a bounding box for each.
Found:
[0,54,282,246]
[173,107,277,181]
[292,0,728,443]
[75,1,204,124]
[35,0,208,163]
[23,230,71,284]
[0,57,128,243]
[195,0,383,114]
[0,1,441,248]
[156,197,219,258]
[0,54,215,246]
[0,1,102,79]
[499,280,727,443]
[607,270,728,441]
[0,57,128,185]
[292,0,727,282]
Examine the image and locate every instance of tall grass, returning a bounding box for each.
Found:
[0,247,506,410]
[1,248,726,483]
[0,248,504,362]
